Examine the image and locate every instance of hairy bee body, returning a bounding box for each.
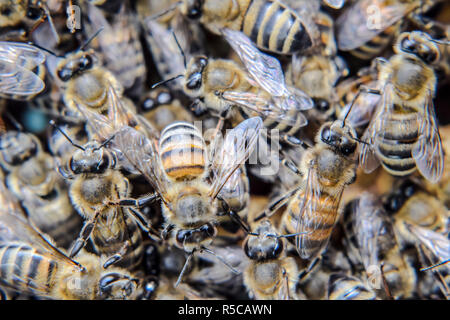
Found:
[0,131,81,249]
[327,274,377,300]
[65,141,144,270]
[183,0,314,54]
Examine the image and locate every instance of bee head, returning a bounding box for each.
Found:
[319,121,357,156]
[397,32,440,64]
[243,220,284,261]
[69,141,115,175]
[185,56,208,92]
[0,131,40,167]
[182,0,203,20]
[57,51,95,82]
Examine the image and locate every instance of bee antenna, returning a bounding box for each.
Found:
[81,27,104,51]
[175,249,196,288]
[200,246,240,275]
[431,39,450,46]
[147,1,182,21]
[172,31,187,68]
[353,137,370,146]
[28,42,60,57]
[151,74,184,89]
[40,1,60,44]
[276,231,308,239]
[342,92,359,128]
[420,259,450,271]
[49,120,85,151]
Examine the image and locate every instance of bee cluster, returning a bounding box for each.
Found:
[0,0,448,300]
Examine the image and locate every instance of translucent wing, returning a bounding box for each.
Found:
[0,42,46,69]
[359,83,394,173]
[0,180,82,270]
[221,91,308,127]
[209,117,263,199]
[412,91,444,183]
[406,223,450,269]
[295,162,344,259]
[112,126,169,204]
[222,28,312,111]
[0,60,45,99]
[336,0,416,50]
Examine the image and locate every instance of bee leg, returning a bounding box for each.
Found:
[380,262,394,300]
[69,210,101,258]
[127,207,162,241]
[190,99,208,117]
[298,256,322,282]
[254,186,302,222]
[103,241,131,269]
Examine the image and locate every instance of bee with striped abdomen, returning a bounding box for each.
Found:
[327,273,377,300]
[0,130,82,249]
[336,0,443,60]
[0,178,140,300]
[359,31,444,183]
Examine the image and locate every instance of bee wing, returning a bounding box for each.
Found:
[323,0,345,9]
[217,166,248,207]
[222,28,313,112]
[295,163,343,259]
[336,0,416,50]
[0,60,45,99]
[359,83,394,173]
[113,126,169,203]
[222,91,308,127]
[0,180,82,270]
[209,117,263,199]
[406,223,450,268]
[0,42,46,69]
[412,91,444,183]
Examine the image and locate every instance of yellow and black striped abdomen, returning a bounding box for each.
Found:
[159,122,206,181]
[328,274,376,300]
[241,0,312,54]
[0,243,58,295]
[283,191,338,259]
[349,22,401,60]
[375,112,419,177]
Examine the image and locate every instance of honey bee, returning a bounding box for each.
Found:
[174,0,318,55]
[383,178,449,233]
[336,0,443,60]
[243,219,300,300]
[177,29,312,144]
[85,2,146,92]
[110,117,262,285]
[327,273,377,300]
[359,31,444,183]
[139,88,194,133]
[335,63,381,136]
[0,178,141,300]
[57,136,155,270]
[0,41,45,100]
[0,130,82,249]
[262,119,359,262]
